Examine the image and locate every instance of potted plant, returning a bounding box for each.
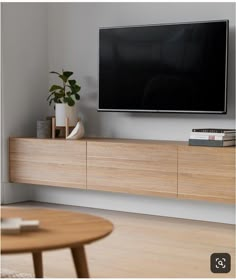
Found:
[47,70,81,126]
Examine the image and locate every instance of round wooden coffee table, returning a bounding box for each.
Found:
[1,207,113,278]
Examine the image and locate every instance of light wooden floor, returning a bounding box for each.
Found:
[1,202,235,278]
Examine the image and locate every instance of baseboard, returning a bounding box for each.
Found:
[1,182,33,204]
[31,185,235,224]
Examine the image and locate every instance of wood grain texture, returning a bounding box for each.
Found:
[178,146,235,203]
[1,207,113,254]
[9,138,87,188]
[86,137,187,146]
[8,137,236,203]
[32,252,43,278]
[71,247,89,278]
[87,140,178,197]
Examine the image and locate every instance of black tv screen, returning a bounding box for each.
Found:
[99,20,228,113]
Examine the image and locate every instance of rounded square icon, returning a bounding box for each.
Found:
[211,253,231,273]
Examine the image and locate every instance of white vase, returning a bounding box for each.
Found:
[66,120,85,140]
[55,103,77,127]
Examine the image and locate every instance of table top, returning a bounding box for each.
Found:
[1,207,113,254]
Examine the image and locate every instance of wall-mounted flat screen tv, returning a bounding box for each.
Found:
[98,20,229,114]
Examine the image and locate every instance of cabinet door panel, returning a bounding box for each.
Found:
[9,138,86,188]
[87,141,177,197]
[178,146,235,203]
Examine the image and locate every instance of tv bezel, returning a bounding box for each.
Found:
[98,19,229,114]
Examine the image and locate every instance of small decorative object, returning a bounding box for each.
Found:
[1,218,40,235]
[66,120,85,140]
[37,120,51,138]
[47,70,81,127]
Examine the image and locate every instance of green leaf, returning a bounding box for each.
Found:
[54,92,64,99]
[47,92,54,101]
[50,71,60,75]
[75,93,80,100]
[58,72,73,83]
[63,71,73,78]
[48,91,60,100]
[69,84,81,94]
[49,85,63,92]
[74,85,81,92]
[59,74,68,83]
[67,98,75,106]
[68,79,76,86]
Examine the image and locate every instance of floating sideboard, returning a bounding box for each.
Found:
[87,139,177,198]
[9,137,235,204]
[9,138,86,189]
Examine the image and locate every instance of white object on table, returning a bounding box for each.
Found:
[1,218,40,234]
[66,120,85,140]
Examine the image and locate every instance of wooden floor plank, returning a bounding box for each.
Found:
[1,202,235,278]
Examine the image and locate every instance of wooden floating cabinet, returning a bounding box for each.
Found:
[9,138,86,189]
[9,138,235,204]
[178,146,235,204]
[87,140,177,198]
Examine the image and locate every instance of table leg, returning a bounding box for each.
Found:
[71,246,89,278]
[32,252,43,278]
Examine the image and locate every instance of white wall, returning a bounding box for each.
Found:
[0,3,2,203]
[1,3,48,203]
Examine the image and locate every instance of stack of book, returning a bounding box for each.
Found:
[189,128,236,147]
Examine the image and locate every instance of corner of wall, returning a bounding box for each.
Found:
[1,182,33,204]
